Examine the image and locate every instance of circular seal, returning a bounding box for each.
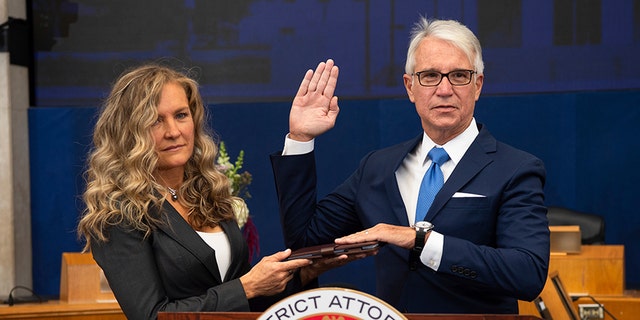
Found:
[258,287,407,320]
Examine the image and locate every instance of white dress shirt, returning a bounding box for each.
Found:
[395,118,479,270]
[282,118,479,271]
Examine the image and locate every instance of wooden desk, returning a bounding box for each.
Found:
[158,313,542,320]
[0,301,124,320]
[521,245,636,319]
[521,295,640,320]
[572,291,640,320]
[550,245,624,295]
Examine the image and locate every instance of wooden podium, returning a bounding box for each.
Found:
[155,287,541,320]
[158,313,541,320]
[60,252,117,303]
[549,245,624,295]
[157,287,542,320]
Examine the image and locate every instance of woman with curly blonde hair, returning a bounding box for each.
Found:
[78,64,315,319]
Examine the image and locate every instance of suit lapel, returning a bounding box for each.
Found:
[156,201,224,283]
[385,135,423,226]
[218,220,248,282]
[426,124,497,221]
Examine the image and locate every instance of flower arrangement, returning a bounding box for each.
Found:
[216,142,252,198]
[216,141,259,260]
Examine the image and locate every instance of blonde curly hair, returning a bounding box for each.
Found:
[78,64,237,251]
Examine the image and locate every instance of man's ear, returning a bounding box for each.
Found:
[474,73,484,101]
[403,74,416,103]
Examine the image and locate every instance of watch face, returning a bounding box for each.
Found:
[414,221,433,229]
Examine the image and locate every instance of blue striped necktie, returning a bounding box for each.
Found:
[415,147,450,223]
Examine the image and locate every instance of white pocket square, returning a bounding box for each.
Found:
[452,192,486,198]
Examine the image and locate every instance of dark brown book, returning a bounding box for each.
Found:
[286,241,381,260]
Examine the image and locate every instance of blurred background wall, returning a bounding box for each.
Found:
[8,0,640,297]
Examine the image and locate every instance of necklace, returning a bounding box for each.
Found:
[167,187,178,201]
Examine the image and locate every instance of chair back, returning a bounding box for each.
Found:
[547,206,605,244]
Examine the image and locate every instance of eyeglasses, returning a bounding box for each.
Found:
[413,69,476,87]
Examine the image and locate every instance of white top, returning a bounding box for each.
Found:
[196,230,231,280]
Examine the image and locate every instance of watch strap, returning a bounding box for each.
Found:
[409,224,432,270]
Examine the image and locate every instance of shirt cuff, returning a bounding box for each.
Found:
[282,134,315,155]
[420,230,444,271]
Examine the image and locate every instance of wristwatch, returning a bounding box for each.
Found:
[410,221,434,270]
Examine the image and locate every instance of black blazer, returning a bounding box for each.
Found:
[91,200,293,319]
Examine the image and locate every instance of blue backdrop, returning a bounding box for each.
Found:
[29,90,640,296]
[24,0,640,305]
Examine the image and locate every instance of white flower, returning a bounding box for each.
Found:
[232,198,250,228]
[217,141,253,228]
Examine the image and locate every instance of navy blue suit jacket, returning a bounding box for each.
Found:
[271,123,549,314]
